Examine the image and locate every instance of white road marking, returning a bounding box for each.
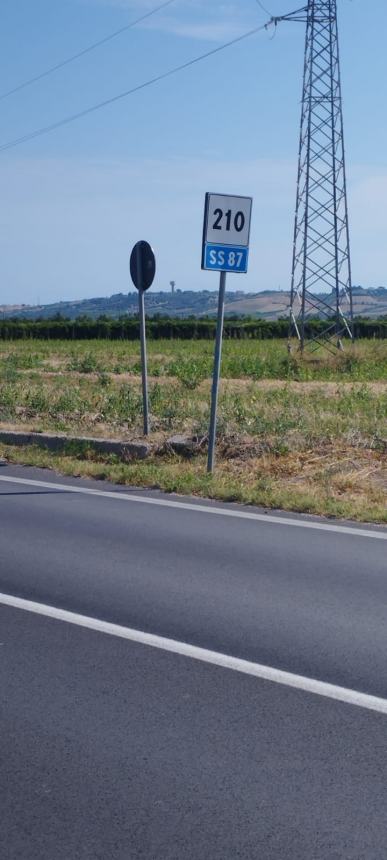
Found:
[0,474,386,540]
[1,591,387,715]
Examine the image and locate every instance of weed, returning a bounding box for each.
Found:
[67,351,102,373]
[0,337,385,521]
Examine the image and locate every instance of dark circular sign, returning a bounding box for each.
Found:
[130,240,156,292]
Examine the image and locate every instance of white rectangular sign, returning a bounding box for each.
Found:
[201,192,253,273]
[203,193,252,247]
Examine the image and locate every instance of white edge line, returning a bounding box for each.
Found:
[1,591,387,716]
[0,474,386,540]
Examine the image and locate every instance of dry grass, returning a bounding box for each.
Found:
[0,338,386,522]
[1,443,386,524]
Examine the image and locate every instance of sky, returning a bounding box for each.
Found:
[1,0,387,306]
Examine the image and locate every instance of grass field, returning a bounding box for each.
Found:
[0,338,386,522]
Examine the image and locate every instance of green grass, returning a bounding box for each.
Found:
[1,444,386,525]
[1,337,386,381]
[0,370,385,447]
[0,338,386,522]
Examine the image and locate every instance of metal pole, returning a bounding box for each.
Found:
[138,288,149,436]
[207,270,226,474]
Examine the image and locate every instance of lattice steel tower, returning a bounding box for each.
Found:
[288,0,354,351]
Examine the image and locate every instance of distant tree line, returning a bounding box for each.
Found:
[0,315,385,340]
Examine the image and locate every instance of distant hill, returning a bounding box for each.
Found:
[1,286,387,321]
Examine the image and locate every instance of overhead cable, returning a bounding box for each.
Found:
[0,0,178,102]
[255,0,273,16]
[0,19,274,153]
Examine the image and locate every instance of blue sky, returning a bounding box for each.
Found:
[1,0,386,305]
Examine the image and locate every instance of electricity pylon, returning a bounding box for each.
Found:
[287,0,354,352]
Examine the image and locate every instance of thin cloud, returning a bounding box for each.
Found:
[80,0,266,42]
[142,17,250,42]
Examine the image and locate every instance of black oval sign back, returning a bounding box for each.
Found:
[130,240,156,291]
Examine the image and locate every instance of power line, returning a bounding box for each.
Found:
[0,0,178,103]
[255,0,273,16]
[0,19,274,154]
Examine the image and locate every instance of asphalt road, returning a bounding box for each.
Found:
[1,463,387,858]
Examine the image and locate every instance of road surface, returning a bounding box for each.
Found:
[1,463,387,858]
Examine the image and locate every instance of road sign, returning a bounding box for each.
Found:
[201,192,253,474]
[202,193,252,273]
[203,244,248,274]
[130,240,156,292]
[129,240,156,436]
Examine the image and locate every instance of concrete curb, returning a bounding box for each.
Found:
[0,430,151,460]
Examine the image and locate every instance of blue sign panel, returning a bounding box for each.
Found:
[203,243,249,274]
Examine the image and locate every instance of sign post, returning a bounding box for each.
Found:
[207,269,227,473]
[202,193,252,473]
[130,240,156,436]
